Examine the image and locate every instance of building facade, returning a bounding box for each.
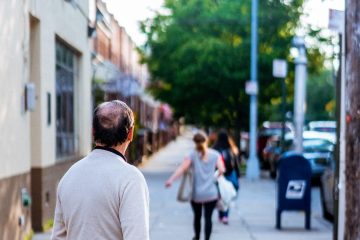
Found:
[0,0,176,237]
[91,0,174,164]
[0,0,91,237]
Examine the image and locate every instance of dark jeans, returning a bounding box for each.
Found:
[218,209,229,218]
[191,200,217,240]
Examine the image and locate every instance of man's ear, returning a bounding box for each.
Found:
[127,126,134,142]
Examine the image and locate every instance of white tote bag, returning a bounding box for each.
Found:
[217,175,237,211]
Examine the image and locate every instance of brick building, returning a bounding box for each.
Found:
[91,0,174,164]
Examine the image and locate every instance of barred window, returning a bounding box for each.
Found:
[56,41,76,159]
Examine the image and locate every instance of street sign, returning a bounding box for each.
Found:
[245,81,258,95]
[328,9,344,33]
[273,59,288,78]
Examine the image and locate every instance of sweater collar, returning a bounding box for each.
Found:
[94,146,127,162]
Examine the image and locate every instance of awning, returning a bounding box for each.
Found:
[139,92,161,108]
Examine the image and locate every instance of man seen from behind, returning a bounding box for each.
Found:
[51,100,150,240]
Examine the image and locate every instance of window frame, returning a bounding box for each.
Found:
[55,40,80,161]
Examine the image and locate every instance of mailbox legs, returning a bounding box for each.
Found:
[305,209,311,230]
[276,209,281,229]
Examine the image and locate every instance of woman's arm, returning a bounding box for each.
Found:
[165,157,191,187]
[216,155,226,176]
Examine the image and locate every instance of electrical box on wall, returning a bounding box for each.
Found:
[25,83,36,112]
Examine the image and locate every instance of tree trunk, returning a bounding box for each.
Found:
[345,1,360,239]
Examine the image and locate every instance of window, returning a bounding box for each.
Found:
[56,41,77,158]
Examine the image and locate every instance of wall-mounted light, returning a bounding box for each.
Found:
[21,188,32,208]
[88,25,96,38]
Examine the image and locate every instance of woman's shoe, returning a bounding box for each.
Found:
[221,216,229,225]
[192,237,199,240]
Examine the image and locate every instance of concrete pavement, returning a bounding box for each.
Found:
[34,132,333,240]
[142,132,332,240]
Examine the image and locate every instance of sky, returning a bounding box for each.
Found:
[104,0,164,45]
[104,0,345,46]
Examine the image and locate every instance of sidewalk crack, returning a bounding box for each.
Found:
[240,217,257,240]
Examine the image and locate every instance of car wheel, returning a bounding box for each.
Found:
[319,182,334,222]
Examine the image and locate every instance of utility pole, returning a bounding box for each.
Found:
[292,36,307,152]
[246,0,260,180]
[344,0,360,239]
[328,8,346,240]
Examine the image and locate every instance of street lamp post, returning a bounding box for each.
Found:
[273,59,288,150]
[246,0,260,180]
[292,36,307,152]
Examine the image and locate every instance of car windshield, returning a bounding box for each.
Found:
[260,128,291,136]
[311,127,336,133]
[303,139,333,152]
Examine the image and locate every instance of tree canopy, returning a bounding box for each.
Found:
[306,70,335,121]
[140,0,326,130]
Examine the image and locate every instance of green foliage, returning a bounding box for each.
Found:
[24,229,34,240]
[306,70,335,121]
[92,77,106,109]
[127,114,141,165]
[43,219,54,232]
[140,0,325,129]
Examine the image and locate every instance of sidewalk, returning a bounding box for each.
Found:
[143,132,332,240]
[34,132,333,240]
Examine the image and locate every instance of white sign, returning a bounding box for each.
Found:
[328,9,344,33]
[25,83,36,112]
[286,180,306,199]
[245,81,258,95]
[273,59,288,78]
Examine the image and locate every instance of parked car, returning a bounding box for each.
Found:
[302,136,334,179]
[269,131,335,179]
[320,153,335,222]
[258,121,294,169]
[308,121,336,134]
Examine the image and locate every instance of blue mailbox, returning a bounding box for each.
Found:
[276,152,311,230]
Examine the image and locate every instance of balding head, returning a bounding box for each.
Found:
[93,100,134,147]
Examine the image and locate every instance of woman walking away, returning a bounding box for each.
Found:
[165,131,225,240]
[212,130,241,224]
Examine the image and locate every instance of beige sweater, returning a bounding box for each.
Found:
[51,149,150,240]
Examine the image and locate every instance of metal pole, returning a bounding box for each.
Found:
[293,37,307,153]
[246,0,260,180]
[281,77,286,150]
